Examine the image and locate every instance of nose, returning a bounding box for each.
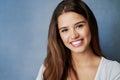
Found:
[71,29,79,39]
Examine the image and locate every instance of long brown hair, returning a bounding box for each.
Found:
[43,0,104,80]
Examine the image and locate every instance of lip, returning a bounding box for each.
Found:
[70,39,84,47]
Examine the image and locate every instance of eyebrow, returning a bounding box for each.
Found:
[59,21,86,31]
[74,21,86,26]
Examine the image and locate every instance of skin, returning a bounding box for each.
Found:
[58,12,101,80]
[58,12,91,54]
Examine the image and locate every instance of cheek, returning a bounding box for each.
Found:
[60,33,69,43]
[86,29,91,37]
[85,28,91,41]
[81,27,91,38]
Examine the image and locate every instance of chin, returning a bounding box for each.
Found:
[71,49,86,54]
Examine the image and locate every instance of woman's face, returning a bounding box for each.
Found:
[58,12,91,54]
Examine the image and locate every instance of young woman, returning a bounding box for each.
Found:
[36,0,120,80]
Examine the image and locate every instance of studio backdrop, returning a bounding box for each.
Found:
[0,0,120,80]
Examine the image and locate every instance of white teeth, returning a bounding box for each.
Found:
[71,40,83,47]
[72,41,81,45]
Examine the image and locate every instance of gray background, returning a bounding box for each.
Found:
[0,0,120,80]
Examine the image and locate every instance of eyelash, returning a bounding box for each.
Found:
[76,24,83,28]
[61,29,68,32]
[60,24,84,32]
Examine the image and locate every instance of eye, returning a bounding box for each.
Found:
[76,24,84,29]
[61,28,68,32]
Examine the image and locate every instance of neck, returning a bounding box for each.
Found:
[71,48,100,67]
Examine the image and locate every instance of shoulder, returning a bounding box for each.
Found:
[101,57,120,79]
[36,64,45,80]
[102,57,120,70]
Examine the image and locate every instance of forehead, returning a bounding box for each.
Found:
[58,12,86,27]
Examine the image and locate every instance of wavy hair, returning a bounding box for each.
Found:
[43,0,104,80]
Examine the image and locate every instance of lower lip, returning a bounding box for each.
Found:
[71,39,83,47]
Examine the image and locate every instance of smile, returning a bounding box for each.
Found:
[70,39,83,47]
